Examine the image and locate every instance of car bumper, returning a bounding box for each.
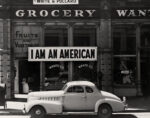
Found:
[124,103,128,110]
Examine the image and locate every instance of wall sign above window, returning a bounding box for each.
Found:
[112,7,150,19]
[33,0,79,5]
[12,8,99,19]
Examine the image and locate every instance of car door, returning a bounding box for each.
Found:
[63,85,87,111]
[85,86,100,111]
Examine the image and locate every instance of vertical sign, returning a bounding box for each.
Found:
[13,26,41,58]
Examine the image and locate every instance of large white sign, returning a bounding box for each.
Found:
[28,47,97,61]
[33,0,79,5]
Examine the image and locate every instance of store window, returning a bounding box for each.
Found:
[43,25,98,90]
[113,25,136,86]
[44,27,68,90]
[73,27,97,83]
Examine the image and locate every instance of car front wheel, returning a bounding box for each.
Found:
[29,106,46,118]
[98,104,112,118]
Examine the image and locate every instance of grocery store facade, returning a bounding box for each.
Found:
[11,0,105,95]
[1,0,150,98]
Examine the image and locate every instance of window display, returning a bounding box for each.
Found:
[114,57,136,85]
[113,25,136,86]
[44,27,68,90]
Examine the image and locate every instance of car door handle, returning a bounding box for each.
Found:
[81,95,86,98]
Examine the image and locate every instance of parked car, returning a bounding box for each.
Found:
[24,81,127,118]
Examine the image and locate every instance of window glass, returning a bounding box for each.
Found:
[67,86,84,93]
[113,57,136,85]
[74,28,96,46]
[113,25,136,55]
[44,27,68,90]
[73,27,97,83]
[113,25,136,86]
[85,86,94,93]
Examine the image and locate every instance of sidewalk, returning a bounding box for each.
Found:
[0,94,150,115]
[125,96,150,112]
[0,94,27,115]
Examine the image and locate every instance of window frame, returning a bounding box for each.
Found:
[112,24,137,86]
[85,86,94,93]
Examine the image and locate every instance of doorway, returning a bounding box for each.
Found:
[19,60,40,93]
[141,25,150,96]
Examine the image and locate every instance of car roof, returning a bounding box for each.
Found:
[66,81,95,87]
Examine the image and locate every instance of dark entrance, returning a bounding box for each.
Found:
[141,25,150,96]
[19,60,40,93]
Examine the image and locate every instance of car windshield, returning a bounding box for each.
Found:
[62,84,67,90]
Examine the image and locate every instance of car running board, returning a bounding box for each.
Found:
[62,112,97,115]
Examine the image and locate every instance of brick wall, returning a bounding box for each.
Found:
[0,19,11,99]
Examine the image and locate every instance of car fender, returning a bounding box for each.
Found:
[26,100,63,114]
[95,98,125,113]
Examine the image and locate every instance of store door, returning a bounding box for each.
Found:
[19,60,40,93]
[141,49,150,96]
[141,25,150,96]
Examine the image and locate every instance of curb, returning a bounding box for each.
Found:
[123,109,150,113]
[0,109,24,115]
[0,109,150,115]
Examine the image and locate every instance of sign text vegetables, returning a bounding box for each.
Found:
[14,26,41,58]
[28,47,97,61]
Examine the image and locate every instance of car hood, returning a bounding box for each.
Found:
[28,90,65,97]
[100,91,121,101]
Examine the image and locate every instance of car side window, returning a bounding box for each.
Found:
[67,86,84,93]
[85,86,94,93]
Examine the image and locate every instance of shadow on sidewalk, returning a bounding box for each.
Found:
[44,114,137,118]
[112,114,137,118]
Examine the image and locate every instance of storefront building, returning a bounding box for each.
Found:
[111,0,150,97]
[8,0,112,98]
[1,0,150,98]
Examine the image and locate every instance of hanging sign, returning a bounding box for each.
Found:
[28,47,97,61]
[33,0,79,5]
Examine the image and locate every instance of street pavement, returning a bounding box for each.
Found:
[0,113,150,118]
[113,112,150,118]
